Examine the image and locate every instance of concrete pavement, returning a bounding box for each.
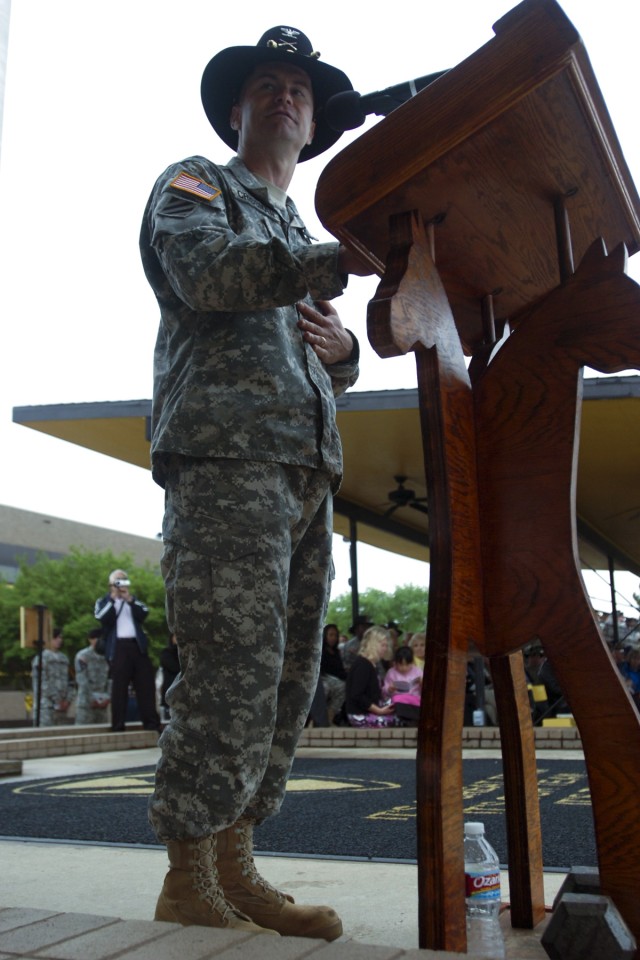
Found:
[0,745,573,956]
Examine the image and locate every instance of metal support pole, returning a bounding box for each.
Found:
[554,189,577,283]
[34,604,47,728]
[609,556,619,646]
[349,518,359,627]
[481,292,496,346]
[473,656,486,710]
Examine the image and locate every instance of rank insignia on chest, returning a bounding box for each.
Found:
[170,171,221,201]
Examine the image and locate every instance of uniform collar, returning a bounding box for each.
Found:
[226,156,298,219]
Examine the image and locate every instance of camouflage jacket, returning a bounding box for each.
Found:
[31,650,71,706]
[140,156,359,488]
[74,646,110,703]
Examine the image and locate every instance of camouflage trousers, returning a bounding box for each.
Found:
[32,703,69,727]
[75,702,110,725]
[149,456,337,842]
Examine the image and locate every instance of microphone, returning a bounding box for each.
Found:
[324,69,449,132]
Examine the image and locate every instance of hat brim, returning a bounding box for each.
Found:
[349,621,373,633]
[201,46,353,162]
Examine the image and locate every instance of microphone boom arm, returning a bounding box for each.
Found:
[324,69,449,131]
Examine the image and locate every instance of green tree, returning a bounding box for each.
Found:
[326,583,428,638]
[0,548,166,688]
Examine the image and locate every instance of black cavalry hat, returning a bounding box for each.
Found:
[201,26,353,162]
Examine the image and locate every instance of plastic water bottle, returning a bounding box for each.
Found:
[464,821,505,958]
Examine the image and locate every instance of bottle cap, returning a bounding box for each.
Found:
[464,822,485,836]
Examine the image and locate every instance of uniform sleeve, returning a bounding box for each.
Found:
[131,599,149,622]
[94,595,115,626]
[75,654,89,697]
[62,659,72,702]
[326,330,360,397]
[145,160,345,313]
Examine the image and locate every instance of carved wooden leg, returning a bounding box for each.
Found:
[491,652,545,928]
[368,213,485,952]
[417,630,467,951]
[415,343,482,953]
[542,608,640,947]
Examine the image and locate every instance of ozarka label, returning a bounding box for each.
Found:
[465,870,501,899]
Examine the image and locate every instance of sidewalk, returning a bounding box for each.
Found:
[0,744,572,957]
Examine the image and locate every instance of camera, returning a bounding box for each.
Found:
[113,578,130,588]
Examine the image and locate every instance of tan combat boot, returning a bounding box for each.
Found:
[154,835,278,934]
[216,818,343,941]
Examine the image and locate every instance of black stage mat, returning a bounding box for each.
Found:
[0,756,595,868]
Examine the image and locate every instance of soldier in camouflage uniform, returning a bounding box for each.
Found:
[140,25,371,941]
[31,628,72,727]
[74,628,110,725]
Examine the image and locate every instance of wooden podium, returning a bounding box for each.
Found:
[316,0,640,953]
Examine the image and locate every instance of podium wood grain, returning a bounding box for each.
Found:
[316,0,640,953]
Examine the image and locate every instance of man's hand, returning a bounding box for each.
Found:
[337,244,375,277]
[297,300,354,364]
[110,584,131,602]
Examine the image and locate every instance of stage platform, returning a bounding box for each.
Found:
[0,745,574,958]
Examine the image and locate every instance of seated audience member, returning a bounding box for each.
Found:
[603,612,631,646]
[524,643,546,684]
[409,632,426,671]
[620,645,640,706]
[341,614,373,671]
[465,655,498,726]
[345,626,397,727]
[522,643,548,723]
[383,645,422,724]
[483,666,498,726]
[625,619,640,645]
[385,621,403,653]
[378,631,394,677]
[383,646,422,701]
[320,623,347,720]
[612,640,628,673]
[537,656,570,717]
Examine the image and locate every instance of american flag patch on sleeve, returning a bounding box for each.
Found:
[170,171,221,201]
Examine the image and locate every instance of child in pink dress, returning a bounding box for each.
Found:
[382,645,423,713]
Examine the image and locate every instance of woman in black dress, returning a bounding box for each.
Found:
[345,625,397,727]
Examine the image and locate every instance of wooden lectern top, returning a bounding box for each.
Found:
[315,0,640,354]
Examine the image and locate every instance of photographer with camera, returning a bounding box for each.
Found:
[94,569,161,733]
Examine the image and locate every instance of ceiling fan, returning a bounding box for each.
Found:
[383,475,429,518]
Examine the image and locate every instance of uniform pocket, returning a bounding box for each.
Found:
[162,537,257,643]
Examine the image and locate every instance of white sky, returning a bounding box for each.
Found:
[0,0,638,613]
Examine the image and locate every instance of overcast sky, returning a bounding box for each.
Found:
[0,0,638,610]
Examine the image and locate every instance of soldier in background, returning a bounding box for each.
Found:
[341,615,374,671]
[31,628,72,726]
[74,627,111,725]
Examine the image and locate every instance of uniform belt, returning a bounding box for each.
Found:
[118,637,137,641]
